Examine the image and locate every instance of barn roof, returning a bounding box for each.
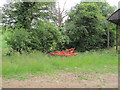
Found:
[108,9,120,25]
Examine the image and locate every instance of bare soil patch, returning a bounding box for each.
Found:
[2,72,118,88]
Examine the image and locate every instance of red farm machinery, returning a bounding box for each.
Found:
[50,48,78,56]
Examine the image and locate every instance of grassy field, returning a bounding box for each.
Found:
[2,48,118,79]
[1,31,118,79]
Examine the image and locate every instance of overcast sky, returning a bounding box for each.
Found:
[58,0,120,10]
[0,0,119,10]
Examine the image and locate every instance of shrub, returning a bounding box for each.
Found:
[30,21,68,53]
[5,21,68,53]
[5,28,32,54]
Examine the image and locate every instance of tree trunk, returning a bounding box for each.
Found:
[116,25,118,53]
[107,22,110,49]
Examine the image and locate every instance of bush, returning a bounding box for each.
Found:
[30,21,70,53]
[5,28,32,54]
[29,21,60,53]
[55,27,70,50]
[5,21,69,53]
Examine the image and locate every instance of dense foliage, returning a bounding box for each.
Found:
[65,2,116,52]
[5,21,68,53]
[5,28,31,53]
[2,2,117,53]
[2,2,54,28]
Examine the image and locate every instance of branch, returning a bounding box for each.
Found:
[62,14,68,19]
[61,0,67,14]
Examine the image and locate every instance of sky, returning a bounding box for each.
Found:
[0,0,119,10]
[58,0,120,10]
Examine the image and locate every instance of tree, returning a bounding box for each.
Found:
[5,21,65,53]
[65,2,115,52]
[47,0,70,50]
[49,0,68,27]
[30,21,64,53]
[2,2,54,29]
[96,2,116,48]
[2,1,67,53]
[96,2,116,18]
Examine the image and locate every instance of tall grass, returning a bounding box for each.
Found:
[1,31,11,49]
[2,48,118,78]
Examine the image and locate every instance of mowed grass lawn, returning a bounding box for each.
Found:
[2,48,118,79]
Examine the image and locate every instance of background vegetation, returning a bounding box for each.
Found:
[1,1,119,78]
[2,2,117,53]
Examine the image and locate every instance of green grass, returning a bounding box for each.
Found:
[1,31,11,49]
[2,48,118,79]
